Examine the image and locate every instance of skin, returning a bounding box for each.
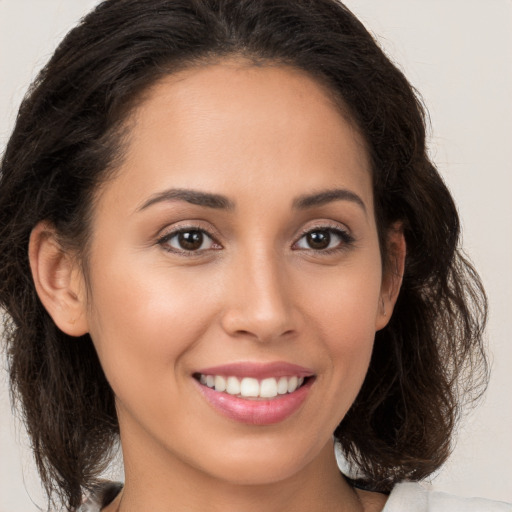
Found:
[30,61,404,512]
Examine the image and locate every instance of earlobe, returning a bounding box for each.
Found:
[29,221,89,336]
[375,223,406,331]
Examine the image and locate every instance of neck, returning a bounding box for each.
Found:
[111,431,363,512]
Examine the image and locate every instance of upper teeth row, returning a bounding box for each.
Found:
[199,374,305,398]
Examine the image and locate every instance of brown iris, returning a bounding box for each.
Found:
[178,230,204,250]
[306,230,331,249]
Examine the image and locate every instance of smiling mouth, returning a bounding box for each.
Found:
[193,373,311,399]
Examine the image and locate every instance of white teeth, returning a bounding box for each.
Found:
[240,378,259,397]
[260,378,278,398]
[214,375,226,392]
[226,376,241,395]
[199,374,307,398]
[287,376,298,393]
[277,377,288,395]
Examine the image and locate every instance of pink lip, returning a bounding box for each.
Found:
[195,377,314,425]
[196,361,314,379]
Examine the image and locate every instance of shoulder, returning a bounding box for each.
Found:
[383,482,512,512]
[77,481,123,512]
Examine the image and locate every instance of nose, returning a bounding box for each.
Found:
[220,249,297,342]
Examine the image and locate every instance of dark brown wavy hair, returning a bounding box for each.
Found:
[0,0,488,509]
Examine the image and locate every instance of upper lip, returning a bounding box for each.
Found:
[196,361,315,379]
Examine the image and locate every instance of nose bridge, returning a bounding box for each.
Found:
[221,243,295,341]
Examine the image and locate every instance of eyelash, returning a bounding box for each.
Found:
[157,225,221,256]
[292,224,355,254]
[157,224,355,256]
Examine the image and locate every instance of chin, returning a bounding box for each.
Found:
[190,436,328,486]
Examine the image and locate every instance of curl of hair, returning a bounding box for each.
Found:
[0,0,488,509]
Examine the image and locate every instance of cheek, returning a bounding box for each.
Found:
[299,259,382,381]
[84,253,217,403]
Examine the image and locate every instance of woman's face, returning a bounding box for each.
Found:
[78,62,396,485]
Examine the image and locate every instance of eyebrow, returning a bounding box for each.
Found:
[138,188,235,211]
[137,187,366,214]
[293,188,367,214]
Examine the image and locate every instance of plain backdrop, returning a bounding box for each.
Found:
[1,1,511,510]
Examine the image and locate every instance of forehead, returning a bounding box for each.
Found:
[98,61,373,215]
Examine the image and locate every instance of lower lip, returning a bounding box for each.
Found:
[195,378,313,426]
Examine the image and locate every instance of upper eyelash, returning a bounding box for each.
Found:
[156,223,354,255]
[294,224,355,251]
[157,226,221,254]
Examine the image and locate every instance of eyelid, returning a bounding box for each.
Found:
[294,221,352,239]
[154,220,354,255]
[292,222,355,251]
[156,223,223,255]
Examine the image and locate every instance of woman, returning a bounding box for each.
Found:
[0,0,509,511]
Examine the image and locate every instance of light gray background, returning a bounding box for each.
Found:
[1,1,511,510]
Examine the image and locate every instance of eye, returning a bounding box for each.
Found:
[294,227,353,252]
[159,228,220,253]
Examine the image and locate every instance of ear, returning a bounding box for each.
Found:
[375,222,406,331]
[29,221,89,336]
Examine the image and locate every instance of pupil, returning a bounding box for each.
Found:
[179,231,203,250]
[307,231,330,249]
